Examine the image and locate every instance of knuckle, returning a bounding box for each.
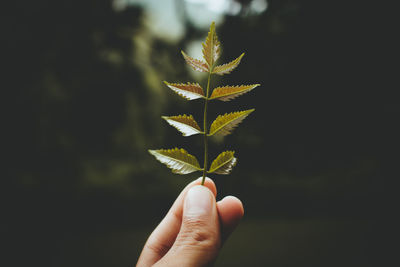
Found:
[177,216,220,250]
[146,237,171,257]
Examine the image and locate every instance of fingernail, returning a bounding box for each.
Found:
[185,186,213,216]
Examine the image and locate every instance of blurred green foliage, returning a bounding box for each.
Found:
[3,0,396,266]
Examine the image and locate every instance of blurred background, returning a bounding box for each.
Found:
[3,0,397,266]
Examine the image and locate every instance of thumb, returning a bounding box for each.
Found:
[155,185,221,267]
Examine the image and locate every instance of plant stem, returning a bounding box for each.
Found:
[201,71,212,185]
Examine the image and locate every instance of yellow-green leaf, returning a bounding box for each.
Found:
[209,84,260,101]
[162,114,203,136]
[209,109,255,137]
[164,81,205,100]
[209,151,237,174]
[149,148,202,174]
[212,53,245,75]
[202,21,221,67]
[181,51,209,72]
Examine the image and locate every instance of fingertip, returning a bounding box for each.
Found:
[220,196,244,217]
[193,177,217,197]
[217,195,244,242]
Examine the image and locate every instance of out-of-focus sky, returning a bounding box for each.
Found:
[112,0,268,41]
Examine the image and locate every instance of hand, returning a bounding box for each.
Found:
[136,177,244,267]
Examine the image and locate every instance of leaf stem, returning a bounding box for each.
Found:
[201,71,212,185]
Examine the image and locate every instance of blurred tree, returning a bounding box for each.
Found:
[3,0,396,266]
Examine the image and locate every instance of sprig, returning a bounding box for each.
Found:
[149,22,260,185]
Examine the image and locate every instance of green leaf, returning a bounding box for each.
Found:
[209,109,255,137]
[209,84,260,101]
[212,53,245,75]
[181,51,209,72]
[164,81,205,100]
[202,21,221,68]
[149,148,202,174]
[209,151,237,174]
[162,114,203,136]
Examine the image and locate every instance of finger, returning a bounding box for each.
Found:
[136,177,217,267]
[154,185,220,267]
[217,196,244,243]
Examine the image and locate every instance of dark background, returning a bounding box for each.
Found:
[3,0,398,266]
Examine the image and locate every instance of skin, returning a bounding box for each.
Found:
[137,177,244,267]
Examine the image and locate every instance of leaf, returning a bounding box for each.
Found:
[181,51,209,72]
[212,53,245,75]
[209,109,255,137]
[162,114,203,136]
[149,148,202,174]
[209,151,237,174]
[164,81,205,100]
[209,84,260,101]
[202,21,221,68]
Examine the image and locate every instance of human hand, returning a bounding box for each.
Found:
[136,177,244,267]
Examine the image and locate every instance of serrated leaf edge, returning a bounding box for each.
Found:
[212,53,245,75]
[162,115,203,136]
[208,109,255,137]
[202,21,221,67]
[181,51,209,72]
[164,81,205,100]
[149,148,203,174]
[209,84,260,101]
[208,151,237,174]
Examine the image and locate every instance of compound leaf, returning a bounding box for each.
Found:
[202,21,221,68]
[149,148,202,174]
[209,109,255,137]
[212,53,245,75]
[164,81,205,100]
[210,84,260,101]
[162,114,203,136]
[209,151,237,174]
[181,51,209,72]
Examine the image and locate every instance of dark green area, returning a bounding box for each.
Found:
[3,0,396,266]
[38,219,376,267]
